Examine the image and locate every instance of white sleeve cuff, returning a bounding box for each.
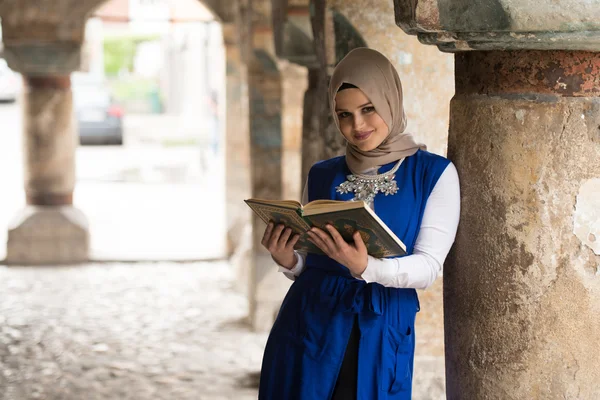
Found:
[276,251,306,278]
[360,256,378,282]
[361,254,435,289]
[361,256,412,288]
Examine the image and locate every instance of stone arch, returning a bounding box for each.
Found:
[272,2,368,67]
[0,0,239,265]
[331,9,367,63]
[272,1,369,189]
[198,0,237,23]
[0,0,104,74]
[0,0,233,74]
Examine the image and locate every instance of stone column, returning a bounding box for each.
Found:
[394,1,600,398]
[6,74,89,265]
[247,49,290,331]
[280,62,307,201]
[223,22,253,294]
[298,66,344,189]
[246,0,292,331]
[445,50,600,399]
[301,1,346,188]
[300,68,321,188]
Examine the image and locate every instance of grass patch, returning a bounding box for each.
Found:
[161,137,203,147]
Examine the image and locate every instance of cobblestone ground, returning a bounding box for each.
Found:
[0,262,266,400]
[0,261,445,400]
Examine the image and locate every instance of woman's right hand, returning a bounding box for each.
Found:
[261,222,300,270]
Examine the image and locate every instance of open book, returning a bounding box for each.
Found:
[244,198,406,258]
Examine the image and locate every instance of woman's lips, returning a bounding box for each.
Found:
[354,130,373,141]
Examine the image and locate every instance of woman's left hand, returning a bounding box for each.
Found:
[307,224,368,277]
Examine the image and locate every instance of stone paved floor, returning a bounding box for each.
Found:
[0,261,445,400]
[0,262,266,400]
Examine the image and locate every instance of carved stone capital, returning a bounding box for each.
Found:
[3,42,82,75]
[394,0,600,52]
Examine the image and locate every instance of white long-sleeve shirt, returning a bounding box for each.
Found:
[276,162,460,290]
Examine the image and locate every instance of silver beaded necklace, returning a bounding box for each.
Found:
[335,159,404,203]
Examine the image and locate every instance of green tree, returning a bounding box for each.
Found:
[103,35,160,76]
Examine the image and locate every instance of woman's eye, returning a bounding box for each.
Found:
[363,106,375,113]
[337,112,351,119]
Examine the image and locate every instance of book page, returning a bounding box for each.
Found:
[303,200,366,215]
[245,198,302,210]
[245,201,311,233]
[245,200,323,255]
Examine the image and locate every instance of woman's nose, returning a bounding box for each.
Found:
[353,115,366,130]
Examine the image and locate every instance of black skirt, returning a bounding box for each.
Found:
[331,315,360,399]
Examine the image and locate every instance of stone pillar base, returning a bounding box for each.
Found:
[250,252,292,332]
[251,300,283,332]
[6,206,89,265]
[230,223,252,296]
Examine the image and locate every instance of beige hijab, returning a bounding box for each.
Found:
[329,48,426,173]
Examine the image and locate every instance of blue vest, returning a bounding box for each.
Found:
[259,150,450,400]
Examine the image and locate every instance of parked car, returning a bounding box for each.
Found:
[72,73,124,145]
[0,59,20,103]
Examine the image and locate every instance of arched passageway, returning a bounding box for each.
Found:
[12,0,575,399]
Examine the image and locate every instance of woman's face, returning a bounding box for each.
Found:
[334,88,389,152]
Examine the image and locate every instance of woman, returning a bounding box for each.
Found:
[258,48,460,399]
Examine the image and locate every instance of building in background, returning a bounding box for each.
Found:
[85,0,223,122]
